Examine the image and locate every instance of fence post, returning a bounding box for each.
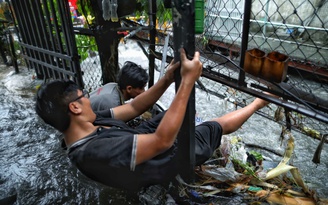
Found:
[238,0,252,86]
[8,31,18,73]
[172,0,196,183]
[148,0,157,87]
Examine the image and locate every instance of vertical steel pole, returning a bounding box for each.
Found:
[172,0,195,182]
[8,32,18,73]
[238,0,252,85]
[148,0,156,87]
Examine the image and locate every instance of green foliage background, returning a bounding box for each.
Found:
[76,0,172,25]
[74,0,172,62]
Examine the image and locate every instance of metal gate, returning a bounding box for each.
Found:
[9,0,83,87]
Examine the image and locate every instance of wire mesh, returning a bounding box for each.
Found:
[11,0,325,139]
[125,0,328,139]
[75,33,102,92]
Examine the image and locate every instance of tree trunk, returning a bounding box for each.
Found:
[89,0,120,84]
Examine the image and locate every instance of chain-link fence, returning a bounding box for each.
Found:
[118,0,327,140]
[73,31,101,91]
[74,0,327,139]
[201,0,327,139]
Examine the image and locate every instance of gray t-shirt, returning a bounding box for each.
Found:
[89,83,124,111]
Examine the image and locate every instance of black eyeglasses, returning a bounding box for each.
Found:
[70,90,90,103]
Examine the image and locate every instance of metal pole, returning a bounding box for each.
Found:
[172,0,195,183]
[8,31,18,73]
[159,35,170,80]
[262,0,270,39]
[238,0,252,86]
[148,0,156,87]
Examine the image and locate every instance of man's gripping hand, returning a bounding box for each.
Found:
[163,59,180,84]
[180,48,203,86]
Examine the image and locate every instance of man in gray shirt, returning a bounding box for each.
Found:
[90,61,149,111]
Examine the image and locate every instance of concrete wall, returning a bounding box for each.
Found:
[250,0,327,42]
[251,0,327,27]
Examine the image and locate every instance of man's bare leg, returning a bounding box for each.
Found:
[212,97,269,135]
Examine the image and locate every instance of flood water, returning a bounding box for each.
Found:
[0,41,327,204]
[0,66,140,204]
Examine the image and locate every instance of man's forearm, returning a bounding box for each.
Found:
[112,74,174,122]
[154,80,194,148]
[133,80,195,165]
[131,77,172,113]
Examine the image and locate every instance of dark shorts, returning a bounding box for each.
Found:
[195,121,223,165]
[135,111,166,133]
[136,112,223,165]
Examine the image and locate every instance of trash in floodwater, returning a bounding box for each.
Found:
[172,134,328,205]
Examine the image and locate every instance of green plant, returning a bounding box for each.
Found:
[76,0,96,26]
[74,0,172,62]
[75,34,97,62]
[135,0,172,23]
[76,0,172,24]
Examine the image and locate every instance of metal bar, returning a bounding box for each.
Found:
[206,14,328,32]
[58,0,83,86]
[12,0,39,72]
[9,0,82,85]
[41,0,57,53]
[21,54,76,76]
[238,0,252,85]
[34,1,52,60]
[201,69,328,124]
[73,27,96,35]
[41,0,60,79]
[18,43,76,60]
[250,19,328,32]
[50,0,68,79]
[262,0,270,37]
[123,27,143,41]
[148,0,156,87]
[30,0,51,78]
[159,35,170,80]
[10,0,29,70]
[49,0,66,74]
[57,0,71,77]
[8,31,18,73]
[112,26,151,31]
[250,34,328,50]
[201,51,328,115]
[172,0,196,183]
[275,82,328,114]
[58,0,75,56]
[29,0,48,77]
[193,82,316,138]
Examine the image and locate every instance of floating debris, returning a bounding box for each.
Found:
[174,135,327,204]
[274,106,284,122]
[312,134,327,164]
[301,125,321,139]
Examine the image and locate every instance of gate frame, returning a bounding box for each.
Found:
[9,0,83,87]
